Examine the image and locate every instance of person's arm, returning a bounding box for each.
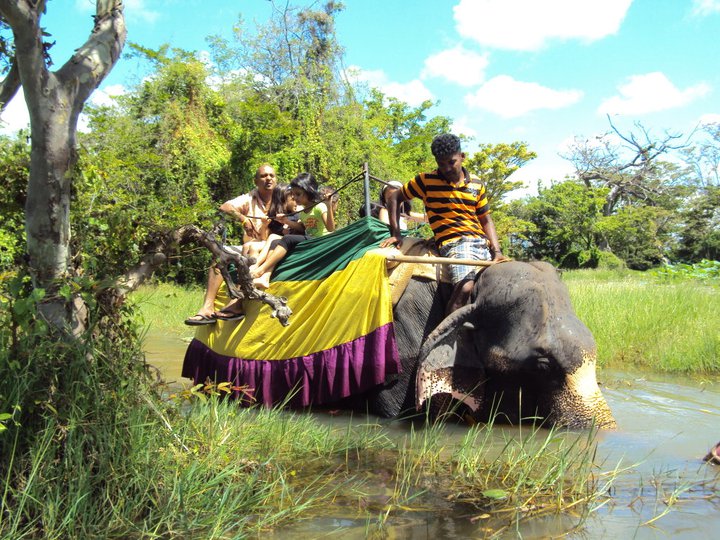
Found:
[275,213,305,234]
[478,213,506,261]
[379,189,407,248]
[219,198,258,238]
[322,199,335,232]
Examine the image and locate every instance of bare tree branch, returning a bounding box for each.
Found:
[563,116,691,216]
[114,225,293,326]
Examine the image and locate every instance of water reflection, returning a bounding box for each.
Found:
[145,334,720,539]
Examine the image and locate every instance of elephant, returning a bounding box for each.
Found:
[366,260,617,429]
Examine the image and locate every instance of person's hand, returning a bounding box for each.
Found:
[243,217,259,238]
[273,213,291,225]
[491,250,508,262]
[324,193,339,212]
[380,235,404,248]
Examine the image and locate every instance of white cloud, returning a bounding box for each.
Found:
[699,113,720,125]
[75,0,159,23]
[451,117,478,139]
[0,90,30,134]
[454,0,632,51]
[89,84,126,107]
[464,75,583,118]
[346,66,434,106]
[598,72,710,116]
[692,0,720,16]
[422,46,489,87]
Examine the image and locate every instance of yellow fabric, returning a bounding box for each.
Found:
[194,252,394,360]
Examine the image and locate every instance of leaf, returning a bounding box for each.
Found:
[482,489,508,500]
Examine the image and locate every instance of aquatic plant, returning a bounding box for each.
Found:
[650,259,720,283]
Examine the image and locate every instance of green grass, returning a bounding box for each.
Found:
[2,384,614,538]
[131,282,205,337]
[563,269,720,373]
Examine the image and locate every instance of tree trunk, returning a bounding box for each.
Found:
[25,102,75,325]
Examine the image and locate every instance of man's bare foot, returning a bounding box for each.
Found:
[184,309,217,326]
[253,274,271,289]
[223,298,241,310]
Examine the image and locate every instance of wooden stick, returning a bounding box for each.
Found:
[385,254,497,266]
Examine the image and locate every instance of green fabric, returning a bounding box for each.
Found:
[272,217,390,282]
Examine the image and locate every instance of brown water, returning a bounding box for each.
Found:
[145,332,720,539]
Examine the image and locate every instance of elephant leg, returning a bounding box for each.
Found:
[368,354,418,418]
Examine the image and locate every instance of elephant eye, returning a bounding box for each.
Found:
[536,357,551,370]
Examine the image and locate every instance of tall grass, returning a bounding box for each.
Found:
[563,269,719,373]
[358,411,619,538]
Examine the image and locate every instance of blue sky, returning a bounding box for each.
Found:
[2,0,719,193]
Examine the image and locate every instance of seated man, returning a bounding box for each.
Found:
[184,164,285,325]
[380,134,506,314]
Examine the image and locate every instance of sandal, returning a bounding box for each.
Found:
[213,309,246,322]
[184,314,217,326]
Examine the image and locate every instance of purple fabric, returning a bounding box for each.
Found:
[181,323,400,408]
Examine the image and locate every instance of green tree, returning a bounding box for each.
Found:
[0,132,29,269]
[676,122,720,262]
[674,185,720,262]
[510,180,607,266]
[78,50,233,283]
[465,141,536,205]
[596,205,671,270]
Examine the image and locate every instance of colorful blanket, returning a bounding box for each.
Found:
[181,217,401,407]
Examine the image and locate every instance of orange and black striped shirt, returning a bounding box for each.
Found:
[401,168,490,247]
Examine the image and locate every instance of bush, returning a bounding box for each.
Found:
[560,248,602,269]
[650,259,720,282]
[596,250,625,270]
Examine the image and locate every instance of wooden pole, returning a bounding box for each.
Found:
[385,254,498,266]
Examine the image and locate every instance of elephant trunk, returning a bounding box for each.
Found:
[548,356,617,429]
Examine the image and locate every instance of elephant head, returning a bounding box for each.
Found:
[415,261,616,429]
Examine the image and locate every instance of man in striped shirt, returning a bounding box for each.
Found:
[380,133,505,313]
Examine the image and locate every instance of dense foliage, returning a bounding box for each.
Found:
[0,2,717,280]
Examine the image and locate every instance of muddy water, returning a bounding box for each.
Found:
[145,332,720,539]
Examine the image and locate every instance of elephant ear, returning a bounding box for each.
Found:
[415,302,485,412]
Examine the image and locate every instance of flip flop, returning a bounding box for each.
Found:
[184,314,217,326]
[213,310,246,322]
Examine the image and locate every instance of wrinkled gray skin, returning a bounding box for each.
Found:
[368,261,616,429]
